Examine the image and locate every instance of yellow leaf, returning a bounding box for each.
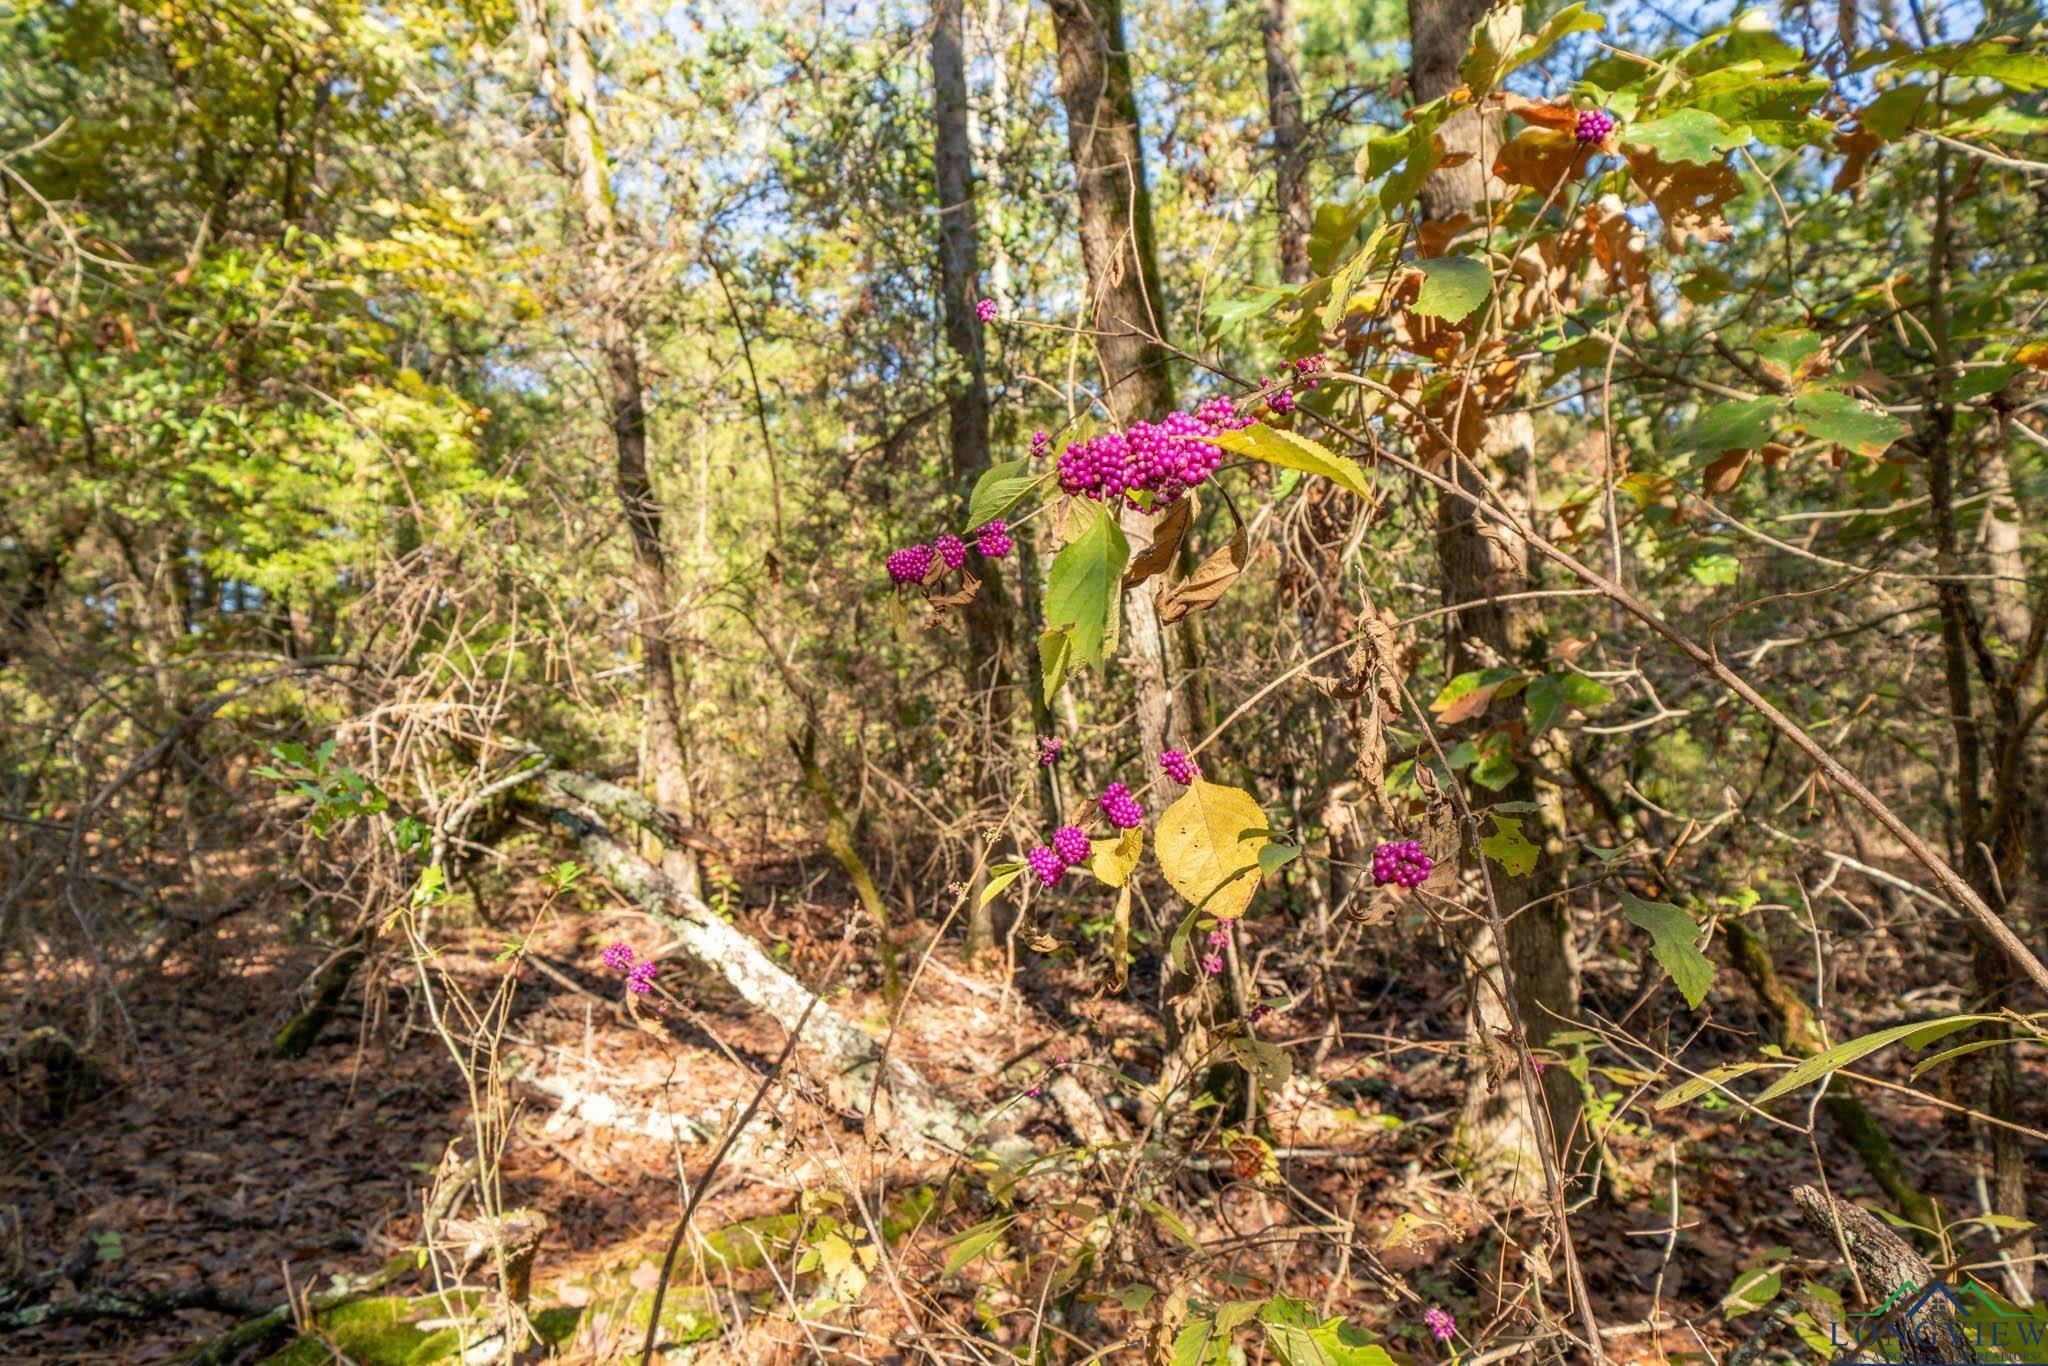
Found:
[1155,779,1270,920]
[1090,826,1144,887]
[1209,424,1372,499]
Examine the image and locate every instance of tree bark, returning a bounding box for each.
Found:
[934,0,1019,953]
[1405,0,1582,1179]
[532,0,701,900]
[1044,0,1181,809]
[1258,0,1312,287]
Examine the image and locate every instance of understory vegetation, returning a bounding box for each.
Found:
[3,0,2047,1361]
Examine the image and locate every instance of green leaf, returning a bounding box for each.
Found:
[966,459,1042,531]
[1788,389,1907,457]
[1500,2,1603,79]
[1412,255,1492,323]
[1689,553,1740,587]
[1655,1060,1767,1109]
[1209,424,1372,499]
[1679,397,1786,454]
[1258,843,1300,877]
[1260,1296,1396,1366]
[1722,1266,1781,1319]
[1621,109,1746,163]
[1480,815,1538,876]
[979,863,1024,907]
[1038,626,1075,706]
[1142,1199,1203,1252]
[942,1217,1013,1276]
[1752,1014,1992,1105]
[1618,890,1714,1009]
[1156,779,1271,920]
[1043,502,1129,677]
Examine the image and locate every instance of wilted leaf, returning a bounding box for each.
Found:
[925,572,981,608]
[1623,146,1742,245]
[1103,883,1133,993]
[1701,448,1752,495]
[1433,667,1523,724]
[1210,423,1372,498]
[1156,779,1270,920]
[1091,825,1144,887]
[1656,1060,1767,1109]
[1159,527,1248,624]
[1124,495,1191,588]
[1493,126,1588,196]
[1617,889,1714,1008]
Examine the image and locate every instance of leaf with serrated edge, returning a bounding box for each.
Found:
[1618,889,1714,1009]
[1210,424,1372,499]
[1156,779,1270,920]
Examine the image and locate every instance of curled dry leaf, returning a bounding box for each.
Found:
[1622,146,1741,246]
[1122,494,1190,589]
[1158,526,1248,624]
[925,573,981,609]
[1493,127,1591,197]
[1701,449,1752,496]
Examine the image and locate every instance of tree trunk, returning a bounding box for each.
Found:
[1258,0,1312,287]
[1044,0,1182,809]
[533,0,701,900]
[1405,0,1582,1179]
[935,0,1020,953]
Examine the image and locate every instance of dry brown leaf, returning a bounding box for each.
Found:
[1158,527,1247,624]
[1832,126,1884,197]
[1701,448,1752,496]
[1123,495,1190,588]
[925,573,981,609]
[1493,126,1589,197]
[1495,93,1581,132]
[1622,147,1741,246]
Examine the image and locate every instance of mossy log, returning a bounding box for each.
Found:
[1726,922,1939,1230]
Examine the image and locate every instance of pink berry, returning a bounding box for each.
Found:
[977,519,1013,558]
[626,959,658,994]
[1026,845,1066,887]
[602,940,635,972]
[1574,109,1616,145]
[975,298,997,323]
[1038,735,1063,766]
[934,534,967,570]
[1199,953,1224,975]
[1052,825,1091,865]
[1098,783,1143,830]
[1370,839,1434,889]
[1158,749,1199,785]
[886,544,936,585]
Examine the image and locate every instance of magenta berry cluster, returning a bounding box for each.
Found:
[602,940,636,972]
[1267,388,1296,416]
[886,543,936,585]
[1030,429,1050,459]
[1199,953,1224,975]
[975,297,997,323]
[1423,1306,1456,1344]
[1026,844,1066,887]
[1205,925,1230,950]
[1055,399,1251,510]
[934,533,967,570]
[1038,735,1063,766]
[1371,839,1434,889]
[1574,109,1617,144]
[1158,749,1199,785]
[626,959,658,994]
[1098,783,1144,830]
[1052,825,1091,865]
[976,519,1012,558]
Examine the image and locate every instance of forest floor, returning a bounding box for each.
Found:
[1,846,2034,1363]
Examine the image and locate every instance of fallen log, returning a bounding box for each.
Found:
[1790,1185,1971,1365]
[535,773,998,1158]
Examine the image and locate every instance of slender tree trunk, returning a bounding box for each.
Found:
[1406,0,1582,1180]
[532,0,700,899]
[1044,0,1181,811]
[1924,144,2034,1300]
[935,0,1020,953]
[1258,0,1312,287]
